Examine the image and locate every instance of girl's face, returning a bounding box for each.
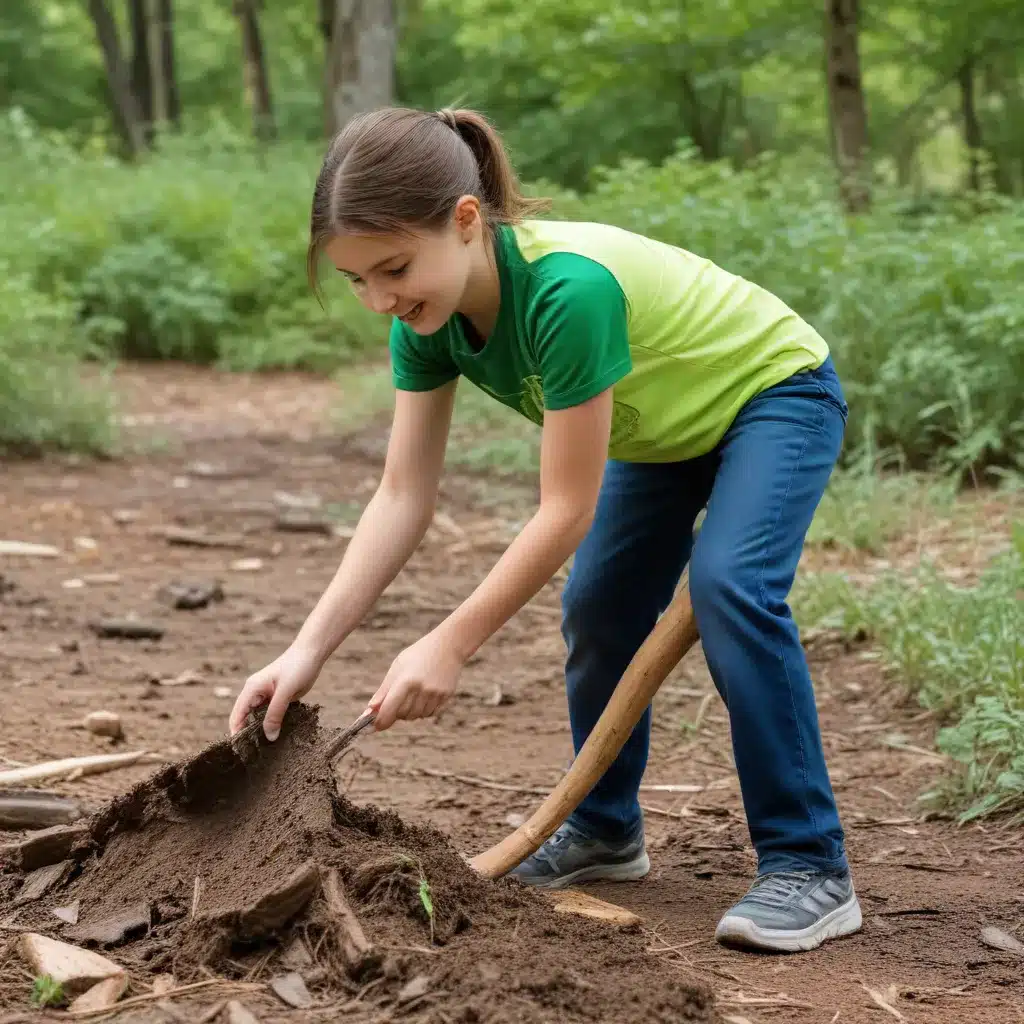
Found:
[324,200,482,336]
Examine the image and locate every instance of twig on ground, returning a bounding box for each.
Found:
[859,982,906,1021]
[66,980,265,1019]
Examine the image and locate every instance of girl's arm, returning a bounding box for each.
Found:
[440,387,612,659]
[370,387,612,729]
[293,381,458,664]
[229,381,457,738]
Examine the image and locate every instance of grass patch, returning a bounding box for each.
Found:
[794,524,1024,823]
[807,461,958,555]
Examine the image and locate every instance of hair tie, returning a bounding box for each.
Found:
[435,108,459,132]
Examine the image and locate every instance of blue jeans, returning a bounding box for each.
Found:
[562,356,849,875]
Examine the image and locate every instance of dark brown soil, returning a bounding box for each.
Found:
[1,362,1022,1023]
[3,703,712,1023]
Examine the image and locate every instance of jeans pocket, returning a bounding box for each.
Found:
[806,358,849,421]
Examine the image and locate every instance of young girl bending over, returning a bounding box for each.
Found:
[229,106,861,954]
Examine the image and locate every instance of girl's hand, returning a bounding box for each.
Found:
[229,642,325,741]
[369,629,465,731]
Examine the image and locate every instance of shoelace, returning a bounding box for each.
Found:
[745,870,813,908]
[536,824,588,871]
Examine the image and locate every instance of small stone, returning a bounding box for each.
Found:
[111,509,141,525]
[157,579,224,610]
[397,974,431,1004]
[269,972,312,1009]
[231,558,264,572]
[505,812,527,828]
[214,686,232,699]
[84,710,123,740]
[62,578,86,590]
[486,684,515,707]
[17,933,124,996]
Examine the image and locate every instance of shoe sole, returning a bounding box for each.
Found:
[714,893,863,953]
[514,851,651,890]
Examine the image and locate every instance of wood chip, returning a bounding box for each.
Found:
[69,973,129,1012]
[269,972,312,1009]
[53,899,81,925]
[0,540,60,557]
[15,860,73,905]
[89,618,165,640]
[232,862,321,940]
[322,866,379,976]
[980,926,1024,955]
[231,558,264,572]
[547,889,642,928]
[17,933,124,996]
[0,791,83,829]
[67,901,151,947]
[397,974,431,1004]
[157,526,246,549]
[226,1001,261,1024]
[0,823,89,871]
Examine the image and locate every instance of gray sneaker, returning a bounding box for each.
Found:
[508,822,650,889]
[715,869,862,952]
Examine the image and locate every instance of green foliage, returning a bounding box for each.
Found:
[561,144,1024,475]
[793,534,1024,821]
[0,271,115,455]
[30,975,66,1009]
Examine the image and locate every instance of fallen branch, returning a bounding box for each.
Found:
[1,824,89,871]
[0,792,83,830]
[0,751,160,787]
[322,866,379,976]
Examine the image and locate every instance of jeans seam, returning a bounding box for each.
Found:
[754,401,826,851]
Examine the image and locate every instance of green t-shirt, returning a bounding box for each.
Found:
[389,220,830,462]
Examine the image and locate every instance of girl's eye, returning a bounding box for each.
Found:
[385,264,408,278]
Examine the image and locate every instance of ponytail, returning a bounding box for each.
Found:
[307,105,550,293]
[434,107,549,224]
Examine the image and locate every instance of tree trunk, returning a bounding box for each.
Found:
[824,0,870,212]
[234,0,276,140]
[127,0,154,137]
[323,0,396,137]
[88,0,148,157]
[155,0,180,128]
[958,58,983,191]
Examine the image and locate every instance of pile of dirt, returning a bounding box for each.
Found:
[1,705,714,1022]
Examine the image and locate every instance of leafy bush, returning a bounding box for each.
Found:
[0,270,114,454]
[2,114,1023,470]
[793,526,1024,822]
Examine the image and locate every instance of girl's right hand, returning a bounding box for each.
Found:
[228,643,325,741]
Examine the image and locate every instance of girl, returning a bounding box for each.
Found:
[229,106,862,954]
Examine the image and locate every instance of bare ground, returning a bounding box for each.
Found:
[1,363,1022,1024]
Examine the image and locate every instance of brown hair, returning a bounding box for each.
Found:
[306,106,550,294]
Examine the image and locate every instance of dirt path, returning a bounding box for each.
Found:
[1,365,1022,1023]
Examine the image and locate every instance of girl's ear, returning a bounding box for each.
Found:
[453,194,483,240]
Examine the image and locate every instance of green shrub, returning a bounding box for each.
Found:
[2,114,1023,470]
[0,270,115,454]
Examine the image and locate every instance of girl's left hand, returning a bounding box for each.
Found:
[368,628,466,731]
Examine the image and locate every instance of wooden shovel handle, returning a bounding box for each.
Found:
[469,575,700,879]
